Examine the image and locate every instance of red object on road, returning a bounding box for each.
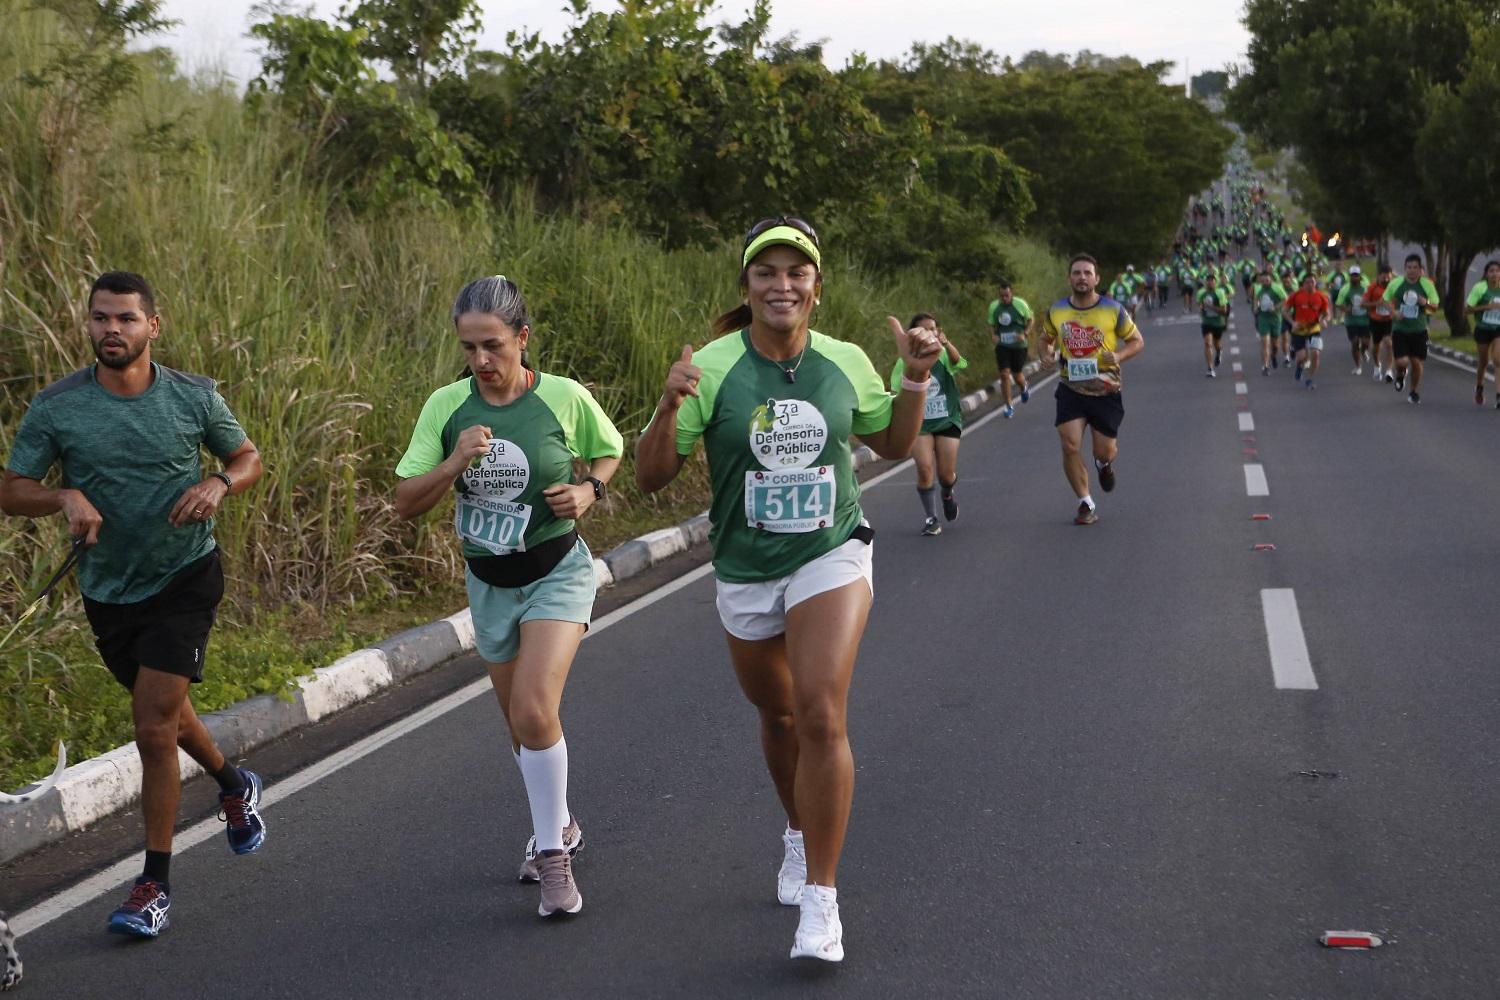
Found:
[1319,930,1384,949]
[1252,514,1272,521]
[1253,543,1276,551]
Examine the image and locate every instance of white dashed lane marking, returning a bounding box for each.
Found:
[1244,464,1269,496]
[1261,589,1319,690]
[1238,412,1255,432]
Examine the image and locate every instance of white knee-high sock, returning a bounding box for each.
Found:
[518,736,569,852]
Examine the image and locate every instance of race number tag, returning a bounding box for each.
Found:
[745,467,835,533]
[1483,306,1500,326]
[1400,293,1420,320]
[923,380,949,420]
[456,494,532,555]
[1067,356,1100,381]
[1309,335,1324,350]
[1351,298,1366,317]
[998,331,1020,345]
[1257,295,1274,312]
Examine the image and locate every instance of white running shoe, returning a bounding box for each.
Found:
[1373,366,1382,382]
[778,828,806,905]
[1352,366,1362,375]
[790,887,843,962]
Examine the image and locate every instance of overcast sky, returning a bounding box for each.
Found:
[159,0,1249,86]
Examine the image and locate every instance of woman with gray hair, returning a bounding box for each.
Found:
[394,275,623,917]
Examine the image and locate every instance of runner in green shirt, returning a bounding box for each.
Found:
[1,271,267,939]
[396,275,623,918]
[1382,253,1441,404]
[988,281,1033,417]
[1465,259,1500,406]
[1336,265,1372,375]
[635,217,941,963]
[1252,271,1287,374]
[890,314,966,535]
[1196,273,1232,377]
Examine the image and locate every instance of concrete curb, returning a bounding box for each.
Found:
[0,361,1045,865]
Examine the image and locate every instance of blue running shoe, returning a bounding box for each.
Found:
[108,878,170,938]
[219,769,267,855]
[1020,385,1030,403]
[1002,404,1015,418]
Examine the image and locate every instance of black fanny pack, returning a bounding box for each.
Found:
[466,529,579,589]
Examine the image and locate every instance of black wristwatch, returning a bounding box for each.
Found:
[585,476,606,501]
[211,471,233,492]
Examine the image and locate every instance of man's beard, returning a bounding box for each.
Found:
[93,338,146,369]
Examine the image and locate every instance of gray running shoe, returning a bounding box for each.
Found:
[518,815,583,882]
[536,851,583,917]
[1074,502,1098,526]
[1097,462,1116,493]
[921,516,942,536]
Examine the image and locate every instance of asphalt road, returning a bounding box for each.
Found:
[9,304,1500,999]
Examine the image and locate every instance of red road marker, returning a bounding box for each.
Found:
[1319,931,1384,949]
[1253,543,1276,551]
[1243,448,1259,456]
[1252,514,1272,521]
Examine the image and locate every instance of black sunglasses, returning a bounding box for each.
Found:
[743,215,820,250]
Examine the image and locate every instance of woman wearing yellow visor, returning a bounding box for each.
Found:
[636,217,941,962]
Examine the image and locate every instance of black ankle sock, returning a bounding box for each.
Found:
[211,760,245,792]
[143,850,171,888]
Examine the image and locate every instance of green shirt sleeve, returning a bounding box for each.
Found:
[818,334,893,437]
[4,401,57,480]
[203,389,248,458]
[536,376,625,460]
[395,380,469,478]
[1382,281,1399,303]
[1014,298,1033,320]
[1469,283,1487,307]
[986,300,1000,325]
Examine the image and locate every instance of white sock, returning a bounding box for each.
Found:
[518,736,569,852]
[805,884,837,905]
[1080,494,1095,509]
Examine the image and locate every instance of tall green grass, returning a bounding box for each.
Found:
[0,3,1066,785]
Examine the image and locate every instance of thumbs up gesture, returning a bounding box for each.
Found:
[661,343,702,412]
[890,316,942,379]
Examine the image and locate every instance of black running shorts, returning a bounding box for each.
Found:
[83,548,225,690]
[1392,331,1429,360]
[1476,327,1500,347]
[1054,383,1124,438]
[1202,325,1226,339]
[1369,320,1392,342]
[930,424,962,440]
[994,343,1027,374]
[1347,325,1369,342]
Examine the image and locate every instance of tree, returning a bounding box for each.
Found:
[1191,70,1228,100]
[338,0,480,95]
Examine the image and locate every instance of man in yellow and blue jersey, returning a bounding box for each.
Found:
[1041,253,1146,525]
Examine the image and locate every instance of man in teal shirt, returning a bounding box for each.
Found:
[1,271,266,939]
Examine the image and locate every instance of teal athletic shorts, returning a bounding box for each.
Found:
[464,535,596,663]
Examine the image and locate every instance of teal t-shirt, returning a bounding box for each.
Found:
[988,297,1033,345]
[5,364,247,604]
[395,372,624,559]
[652,329,892,583]
[1197,286,1231,328]
[1383,276,1440,334]
[890,352,966,435]
[1467,282,1500,332]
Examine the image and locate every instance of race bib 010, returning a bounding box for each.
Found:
[456,493,532,555]
[745,467,835,533]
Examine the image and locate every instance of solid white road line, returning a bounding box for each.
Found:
[1235,382,1248,395]
[1244,464,1269,496]
[1238,412,1255,432]
[1261,589,1319,690]
[9,374,1063,940]
[1429,352,1497,384]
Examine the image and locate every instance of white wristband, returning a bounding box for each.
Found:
[900,375,929,393]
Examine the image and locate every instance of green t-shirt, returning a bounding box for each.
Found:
[653,329,891,584]
[1383,276,1440,333]
[1467,282,1500,331]
[1197,286,1231,328]
[1337,280,1371,326]
[5,364,247,604]
[988,297,1033,345]
[396,372,623,559]
[890,351,966,435]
